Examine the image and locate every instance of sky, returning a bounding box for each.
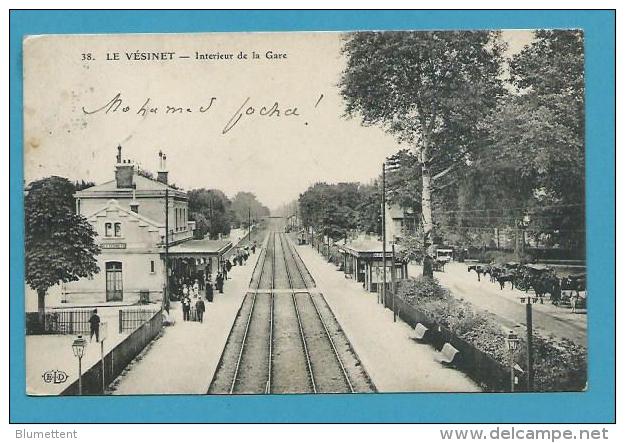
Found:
[23,30,535,210]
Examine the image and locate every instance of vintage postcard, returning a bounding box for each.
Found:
[23,30,587,397]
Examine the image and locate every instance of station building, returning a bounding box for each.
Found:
[338,234,408,293]
[64,146,231,305]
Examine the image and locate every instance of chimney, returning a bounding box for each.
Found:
[157,152,169,185]
[115,145,135,188]
[130,187,139,213]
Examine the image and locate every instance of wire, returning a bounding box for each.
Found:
[433,225,586,233]
[431,203,584,214]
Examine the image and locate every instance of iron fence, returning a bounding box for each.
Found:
[61,309,163,395]
[119,308,160,333]
[26,309,94,335]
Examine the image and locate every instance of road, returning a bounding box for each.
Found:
[410,262,587,346]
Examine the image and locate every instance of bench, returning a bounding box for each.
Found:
[412,323,429,341]
[435,343,460,367]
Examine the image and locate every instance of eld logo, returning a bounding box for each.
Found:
[42,370,68,384]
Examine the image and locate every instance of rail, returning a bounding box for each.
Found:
[230,232,272,394]
[279,233,317,393]
[282,233,354,393]
[266,233,275,394]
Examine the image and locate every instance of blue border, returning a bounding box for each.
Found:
[9,10,615,423]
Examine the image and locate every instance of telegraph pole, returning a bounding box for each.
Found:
[382,162,387,307]
[164,188,170,312]
[248,207,251,241]
[391,242,396,322]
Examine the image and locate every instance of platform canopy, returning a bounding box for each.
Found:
[338,237,397,259]
[166,238,232,259]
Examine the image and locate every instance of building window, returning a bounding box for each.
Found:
[105,222,112,237]
[150,260,155,273]
[114,222,122,237]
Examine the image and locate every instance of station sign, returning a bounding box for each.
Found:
[101,242,127,249]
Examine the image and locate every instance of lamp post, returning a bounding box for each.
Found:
[72,335,87,395]
[505,330,520,392]
[519,294,535,391]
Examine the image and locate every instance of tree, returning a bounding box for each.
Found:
[25,177,101,324]
[340,31,505,276]
[298,182,378,241]
[230,192,270,228]
[355,182,381,234]
[188,188,233,239]
[498,30,585,252]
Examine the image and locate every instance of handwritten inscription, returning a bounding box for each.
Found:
[81,93,316,134]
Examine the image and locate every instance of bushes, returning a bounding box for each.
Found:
[397,276,587,392]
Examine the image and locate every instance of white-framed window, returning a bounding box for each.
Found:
[105,222,113,237]
[114,222,122,237]
[150,260,155,273]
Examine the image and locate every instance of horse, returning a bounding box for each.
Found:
[496,273,516,290]
[467,264,485,281]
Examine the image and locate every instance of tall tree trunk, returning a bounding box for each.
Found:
[37,288,46,329]
[421,163,434,278]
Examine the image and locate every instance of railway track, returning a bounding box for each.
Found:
[208,230,375,394]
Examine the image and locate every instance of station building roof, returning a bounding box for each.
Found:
[75,175,187,199]
[167,238,232,256]
[338,236,396,258]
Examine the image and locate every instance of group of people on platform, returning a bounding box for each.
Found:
[178,241,258,323]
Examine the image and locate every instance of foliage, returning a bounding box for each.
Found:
[136,167,155,180]
[299,182,380,240]
[397,275,587,391]
[451,30,586,253]
[340,31,506,276]
[25,176,101,318]
[188,188,233,239]
[73,179,95,192]
[230,191,270,228]
[397,229,425,263]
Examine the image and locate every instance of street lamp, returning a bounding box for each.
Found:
[72,335,87,395]
[519,293,535,392]
[505,330,520,392]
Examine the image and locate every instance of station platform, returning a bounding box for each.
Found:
[295,245,480,393]
[109,250,260,395]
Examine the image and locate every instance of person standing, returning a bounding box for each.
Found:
[89,309,101,343]
[223,265,229,280]
[206,280,214,302]
[193,279,200,298]
[198,273,205,291]
[182,296,190,321]
[216,273,224,294]
[195,298,206,323]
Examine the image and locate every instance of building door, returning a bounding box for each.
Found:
[106,261,123,301]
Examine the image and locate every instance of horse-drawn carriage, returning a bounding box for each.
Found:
[433,258,447,272]
[431,248,453,272]
[556,273,587,310]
